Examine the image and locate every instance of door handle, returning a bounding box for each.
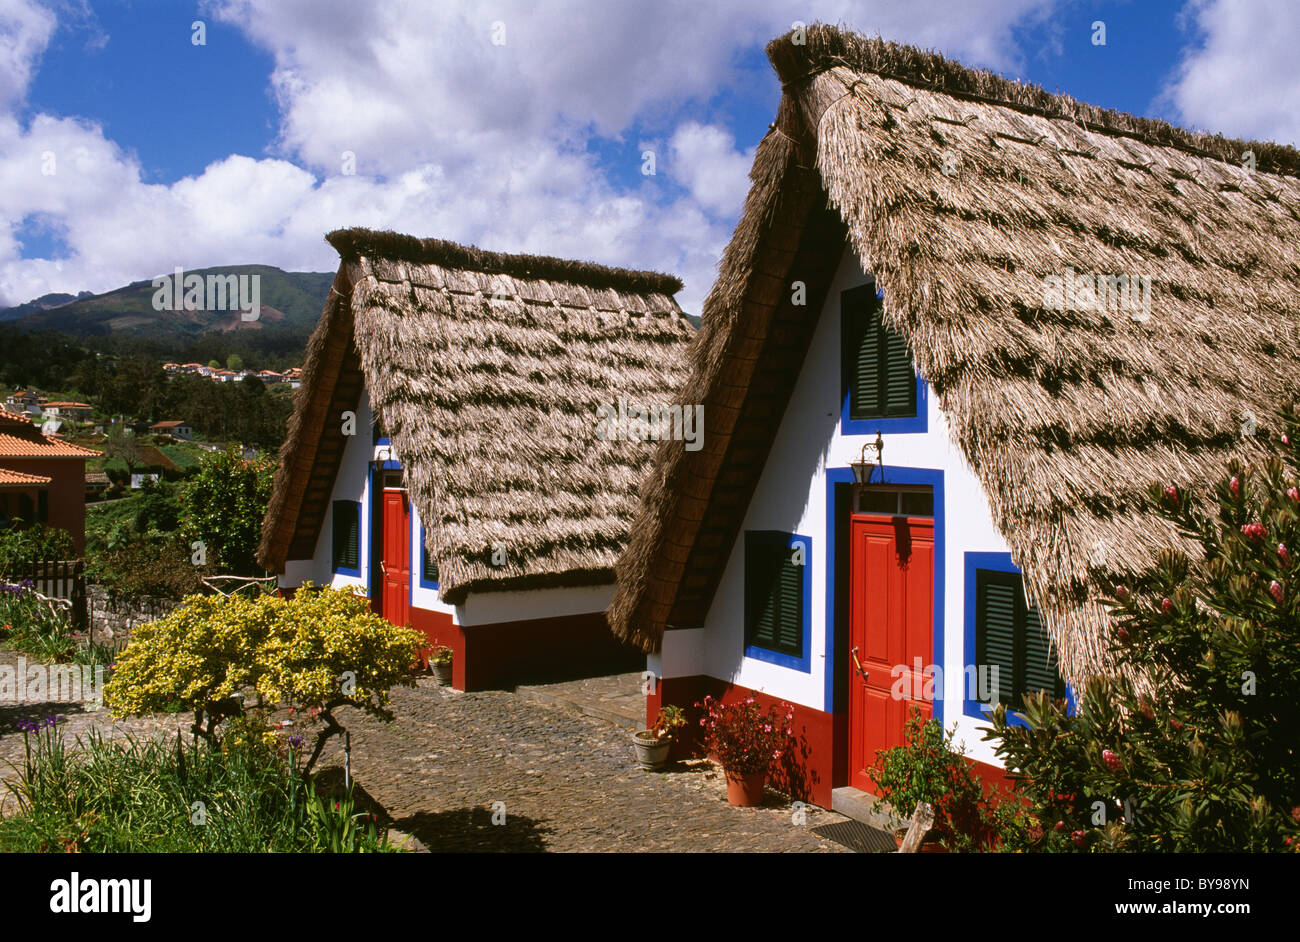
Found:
[851,646,869,684]
[379,561,387,575]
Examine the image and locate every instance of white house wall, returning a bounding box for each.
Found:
[672,246,1013,766]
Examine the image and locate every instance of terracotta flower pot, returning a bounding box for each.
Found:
[725,770,766,807]
[431,661,453,686]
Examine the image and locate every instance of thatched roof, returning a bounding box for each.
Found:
[609,24,1300,685]
[258,228,694,603]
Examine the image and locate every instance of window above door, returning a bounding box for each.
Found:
[840,282,928,435]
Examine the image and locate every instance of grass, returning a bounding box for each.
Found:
[0,718,399,853]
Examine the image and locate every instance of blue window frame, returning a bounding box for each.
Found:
[743,531,812,672]
[963,552,1074,724]
[840,281,928,435]
[331,500,361,576]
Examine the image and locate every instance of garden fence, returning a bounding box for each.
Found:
[2,557,87,629]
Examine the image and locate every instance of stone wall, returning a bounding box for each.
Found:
[87,585,181,647]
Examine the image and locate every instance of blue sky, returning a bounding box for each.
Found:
[2,0,1298,311]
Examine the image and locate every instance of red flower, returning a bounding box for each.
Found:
[1241,521,1266,541]
[1071,830,1087,848]
[1171,719,1184,731]
[1271,580,1285,603]
[1115,585,1129,601]
[1280,543,1291,566]
[1101,749,1122,772]
[1230,476,1240,497]
[1161,597,1173,614]
[1163,485,1179,504]
[1290,487,1300,503]
[1054,820,1067,834]
[1116,627,1130,643]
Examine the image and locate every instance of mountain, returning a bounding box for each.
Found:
[0,290,94,322]
[7,266,335,341]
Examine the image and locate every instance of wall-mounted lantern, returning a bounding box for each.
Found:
[851,432,884,485]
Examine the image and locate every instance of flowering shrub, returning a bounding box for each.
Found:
[696,695,793,775]
[106,584,423,769]
[985,405,1300,852]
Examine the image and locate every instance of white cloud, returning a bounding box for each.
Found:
[0,0,56,106]
[1,0,1064,312]
[1162,0,1300,146]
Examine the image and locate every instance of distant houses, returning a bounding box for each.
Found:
[42,401,93,421]
[6,391,46,416]
[150,420,193,441]
[162,361,300,385]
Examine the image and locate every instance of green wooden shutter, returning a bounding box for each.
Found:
[1022,605,1064,700]
[332,501,360,571]
[843,285,916,420]
[977,568,1065,709]
[745,532,804,657]
[883,327,917,416]
[977,571,1019,707]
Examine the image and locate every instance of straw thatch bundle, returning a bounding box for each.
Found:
[609,24,1300,685]
[258,228,694,603]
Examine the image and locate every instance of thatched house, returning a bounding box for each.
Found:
[258,228,694,689]
[608,24,1300,809]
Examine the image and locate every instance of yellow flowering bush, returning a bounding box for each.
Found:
[105,592,275,736]
[106,585,422,759]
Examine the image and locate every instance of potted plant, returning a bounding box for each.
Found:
[869,706,997,852]
[632,704,687,770]
[696,695,794,807]
[429,645,453,686]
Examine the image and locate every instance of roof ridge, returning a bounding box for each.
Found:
[326,228,684,297]
[767,23,1300,180]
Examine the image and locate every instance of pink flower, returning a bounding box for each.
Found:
[1284,433,1291,446]
[1241,521,1266,541]
[1163,485,1178,503]
[1290,487,1300,503]
[1230,476,1240,497]
[1161,597,1173,614]
[1270,580,1285,603]
[1280,544,1291,565]
[1101,749,1122,772]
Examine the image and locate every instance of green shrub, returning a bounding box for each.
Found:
[85,538,208,601]
[0,525,74,575]
[179,446,275,575]
[869,706,1006,850]
[985,406,1300,852]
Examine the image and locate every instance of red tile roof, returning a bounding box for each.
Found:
[0,468,52,487]
[0,412,101,457]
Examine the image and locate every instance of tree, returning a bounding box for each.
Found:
[101,425,145,478]
[105,586,422,771]
[179,445,275,574]
[208,359,220,370]
[987,406,1300,852]
[226,353,244,372]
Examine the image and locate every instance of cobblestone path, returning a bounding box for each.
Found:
[310,679,851,853]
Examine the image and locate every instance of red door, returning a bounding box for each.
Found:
[848,513,934,794]
[380,489,410,627]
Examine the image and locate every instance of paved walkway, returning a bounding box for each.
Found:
[306,679,851,852]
